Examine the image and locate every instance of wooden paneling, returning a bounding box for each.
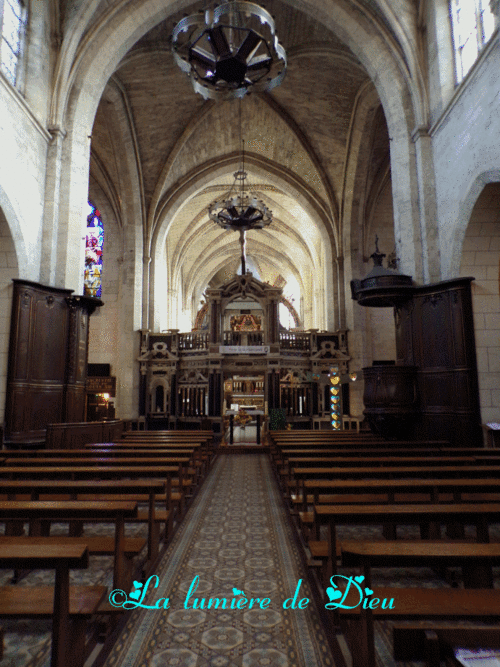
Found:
[5,280,102,445]
[45,420,124,449]
[393,277,482,447]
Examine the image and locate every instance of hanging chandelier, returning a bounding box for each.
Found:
[172,1,287,100]
[208,141,272,232]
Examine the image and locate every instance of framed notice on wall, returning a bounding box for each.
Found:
[86,376,116,396]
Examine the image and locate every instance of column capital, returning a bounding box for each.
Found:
[47,125,67,141]
[411,126,430,143]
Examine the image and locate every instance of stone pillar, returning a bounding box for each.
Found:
[388,128,425,283]
[411,127,441,283]
[336,256,346,330]
[55,128,92,292]
[40,127,66,286]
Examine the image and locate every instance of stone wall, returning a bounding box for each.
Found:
[433,40,500,279]
[459,182,500,424]
[0,209,18,417]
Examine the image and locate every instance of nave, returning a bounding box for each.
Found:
[0,454,334,667]
[101,453,334,666]
[3,445,500,667]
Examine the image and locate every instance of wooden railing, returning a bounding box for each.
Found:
[45,419,124,449]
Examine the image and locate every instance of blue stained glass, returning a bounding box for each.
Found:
[84,202,103,298]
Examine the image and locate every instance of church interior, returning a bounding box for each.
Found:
[0,0,499,665]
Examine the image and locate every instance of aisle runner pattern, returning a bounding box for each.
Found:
[104,454,334,667]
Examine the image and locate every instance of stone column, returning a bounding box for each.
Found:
[411,127,441,283]
[40,127,66,286]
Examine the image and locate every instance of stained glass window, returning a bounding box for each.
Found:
[450,0,495,82]
[0,0,26,86]
[84,202,103,298]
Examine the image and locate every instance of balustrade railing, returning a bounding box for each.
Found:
[222,331,264,346]
[279,332,311,351]
[178,332,209,350]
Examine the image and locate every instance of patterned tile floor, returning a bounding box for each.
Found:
[2,454,500,667]
[103,454,334,667]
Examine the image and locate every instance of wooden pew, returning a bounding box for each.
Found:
[0,465,182,532]
[279,456,478,488]
[331,586,500,667]
[0,478,168,562]
[2,456,191,467]
[121,429,213,438]
[291,464,500,486]
[1,456,195,485]
[299,477,500,578]
[313,502,500,581]
[0,464,179,481]
[3,447,198,457]
[340,540,500,589]
[392,623,500,667]
[0,543,106,667]
[0,500,138,590]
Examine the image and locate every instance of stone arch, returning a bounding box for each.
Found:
[457,179,500,427]
[0,187,26,276]
[280,296,301,329]
[0,197,20,420]
[149,155,334,331]
[51,0,423,298]
[449,170,500,278]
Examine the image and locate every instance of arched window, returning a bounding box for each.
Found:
[84,202,103,298]
[0,0,27,86]
[450,0,495,82]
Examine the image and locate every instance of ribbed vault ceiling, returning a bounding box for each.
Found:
[90,0,391,331]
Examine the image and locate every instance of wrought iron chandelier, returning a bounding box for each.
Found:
[172,1,287,100]
[208,141,272,233]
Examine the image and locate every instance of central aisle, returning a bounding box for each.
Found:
[103,454,335,666]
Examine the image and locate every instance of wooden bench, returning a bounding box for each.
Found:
[0,465,184,543]
[0,464,180,481]
[0,478,169,562]
[279,456,479,490]
[1,455,195,484]
[0,500,138,590]
[340,540,500,588]
[313,502,500,582]
[3,447,198,457]
[392,623,500,667]
[0,543,106,667]
[2,455,191,467]
[295,479,500,537]
[332,586,500,667]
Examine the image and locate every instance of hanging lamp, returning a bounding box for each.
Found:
[172,1,287,100]
[208,102,272,233]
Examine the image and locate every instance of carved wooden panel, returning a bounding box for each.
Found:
[408,278,481,447]
[5,280,101,444]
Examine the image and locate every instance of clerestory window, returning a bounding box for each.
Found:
[450,0,496,82]
[0,0,27,87]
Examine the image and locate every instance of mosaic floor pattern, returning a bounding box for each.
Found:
[102,454,335,667]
